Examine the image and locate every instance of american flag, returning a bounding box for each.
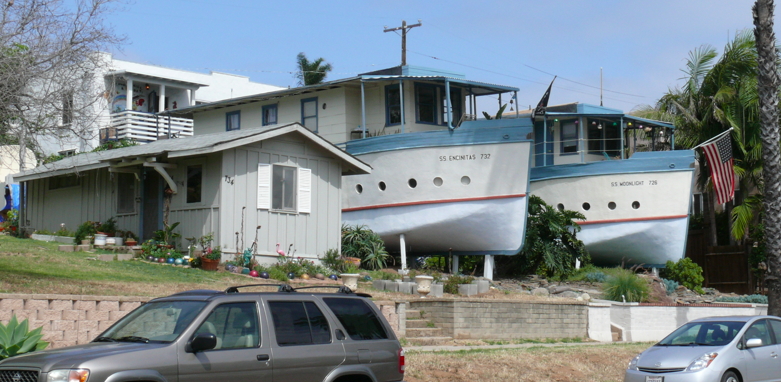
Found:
[701,131,735,204]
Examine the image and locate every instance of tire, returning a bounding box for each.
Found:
[721,371,739,382]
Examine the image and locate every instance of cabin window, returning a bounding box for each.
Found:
[272,165,297,212]
[49,175,79,190]
[385,85,401,126]
[560,120,578,154]
[441,88,462,126]
[117,173,135,214]
[226,111,241,131]
[262,104,278,126]
[415,84,437,124]
[301,98,318,132]
[587,118,621,156]
[186,165,202,204]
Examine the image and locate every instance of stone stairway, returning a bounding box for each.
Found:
[404,309,453,346]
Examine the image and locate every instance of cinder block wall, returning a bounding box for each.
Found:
[410,300,589,339]
[0,294,403,349]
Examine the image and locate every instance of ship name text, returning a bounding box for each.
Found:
[439,153,492,162]
[611,180,657,187]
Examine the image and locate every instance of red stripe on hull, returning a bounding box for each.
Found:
[342,193,528,212]
[576,214,689,226]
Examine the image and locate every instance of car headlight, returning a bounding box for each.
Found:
[687,353,718,372]
[628,355,640,370]
[47,369,89,382]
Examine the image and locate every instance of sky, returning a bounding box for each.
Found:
[106,0,772,114]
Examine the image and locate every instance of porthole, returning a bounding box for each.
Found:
[408,178,417,188]
[582,202,591,211]
[632,201,640,209]
[608,202,616,210]
[378,181,386,191]
[461,176,471,185]
[355,184,363,194]
[557,203,565,211]
[433,177,443,187]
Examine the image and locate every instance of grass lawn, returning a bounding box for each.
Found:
[405,342,648,382]
[0,235,250,296]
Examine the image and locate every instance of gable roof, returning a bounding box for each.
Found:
[16,123,371,181]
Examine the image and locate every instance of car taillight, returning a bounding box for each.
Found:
[398,348,405,374]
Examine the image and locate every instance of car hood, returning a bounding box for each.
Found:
[0,342,169,372]
[638,345,722,369]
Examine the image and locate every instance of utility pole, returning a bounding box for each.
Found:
[384,20,422,66]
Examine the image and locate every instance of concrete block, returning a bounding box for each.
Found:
[398,282,413,294]
[116,253,134,261]
[97,254,115,261]
[51,320,75,331]
[97,301,119,311]
[49,300,73,310]
[62,310,84,321]
[58,245,75,252]
[458,284,478,296]
[473,279,490,294]
[86,310,109,321]
[0,299,24,311]
[37,309,63,321]
[74,300,96,311]
[385,282,399,292]
[78,320,98,332]
[119,301,142,311]
[372,280,386,290]
[25,299,48,310]
[76,245,91,251]
[109,310,128,321]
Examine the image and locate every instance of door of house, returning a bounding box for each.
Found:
[142,170,162,241]
[534,120,554,167]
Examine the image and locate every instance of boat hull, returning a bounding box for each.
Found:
[530,151,695,266]
[342,129,532,255]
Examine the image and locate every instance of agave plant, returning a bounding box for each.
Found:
[0,316,49,360]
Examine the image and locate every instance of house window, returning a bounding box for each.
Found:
[301,98,318,132]
[560,120,578,154]
[385,85,401,125]
[49,175,80,190]
[226,111,240,131]
[186,165,202,204]
[117,173,135,214]
[62,91,74,126]
[262,104,278,126]
[58,149,76,157]
[415,84,437,124]
[272,165,297,211]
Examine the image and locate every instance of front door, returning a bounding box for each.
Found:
[141,170,162,241]
[534,120,554,167]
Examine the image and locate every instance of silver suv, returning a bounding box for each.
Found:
[0,284,406,382]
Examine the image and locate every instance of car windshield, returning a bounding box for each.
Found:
[96,301,207,343]
[656,321,745,346]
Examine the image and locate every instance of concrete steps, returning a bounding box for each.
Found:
[405,337,454,346]
[406,319,431,329]
[406,327,444,337]
[404,309,453,346]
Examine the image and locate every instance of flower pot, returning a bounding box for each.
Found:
[201,257,219,271]
[94,234,107,246]
[125,239,137,246]
[340,273,360,291]
[113,237,123,246]
[415,275,434,297]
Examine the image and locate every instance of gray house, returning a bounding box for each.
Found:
[15,123,371,262]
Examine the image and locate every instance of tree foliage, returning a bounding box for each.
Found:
[295,52,332,86]
[0,0,124,169]
[499,195,589,278]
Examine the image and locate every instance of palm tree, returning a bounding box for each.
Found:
[752,0,781,315]
[295,52,332,86]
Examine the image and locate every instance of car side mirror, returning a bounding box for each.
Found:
[187,333,217,353]
[746,338,763,348]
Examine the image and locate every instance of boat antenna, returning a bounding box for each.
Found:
[600,67,603,107]
[384,20,422,66]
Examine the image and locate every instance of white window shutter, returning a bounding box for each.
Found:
[298,167,312,214]
[257,163,271,209]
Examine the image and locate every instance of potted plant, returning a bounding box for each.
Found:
[200,246,221,271]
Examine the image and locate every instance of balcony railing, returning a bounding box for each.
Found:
[101,111,194,144]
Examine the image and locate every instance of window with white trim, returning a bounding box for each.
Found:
[262,104,278,126]
[257,164,311,214]
[301,98,317,132]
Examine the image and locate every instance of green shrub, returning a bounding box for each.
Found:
[0,316,49,360]
[661,278,679,295]
[602,270,650,303]
[319,248,348,273]
[73,221,98,244]
[368,270,401,281]
[661,258,704,294]
[341,224,390,270]
[269,267,289,282]
[443,275,474,295]
[96,217,117,236]
[715,294,768,304]
[584,271,607,283]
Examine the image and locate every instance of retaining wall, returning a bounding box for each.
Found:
[0,294,403,349]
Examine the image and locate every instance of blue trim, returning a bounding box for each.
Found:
[384,84,401,126]
[530,150,696,181]
[225,110,240,131]
[300,97,318,133]
[262,104,278,126]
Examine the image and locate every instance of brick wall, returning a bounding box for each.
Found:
[410,299,589,340]
[0,294,403,349]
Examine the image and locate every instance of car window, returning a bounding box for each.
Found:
[269,301,331,346]
[102,301,207,343]
[657,321,745,346]
[194,302,259,350]
[744,320,773,347]
[768,319,781,345]
[322,298,388,340]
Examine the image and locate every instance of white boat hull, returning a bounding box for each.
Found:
[530,164,694,266]
[342,138,532,255]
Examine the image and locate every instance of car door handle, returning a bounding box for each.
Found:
[257,354,270,361]
[771,352,778,359]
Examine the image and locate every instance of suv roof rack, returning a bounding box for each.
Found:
[170,289,222,296]
[223,284,372,297]
[225,284,294,293]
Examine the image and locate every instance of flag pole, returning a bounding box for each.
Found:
[692,127,734,151]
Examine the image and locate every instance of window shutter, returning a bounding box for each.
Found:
[257,163,271,209]
[298,168,312,214]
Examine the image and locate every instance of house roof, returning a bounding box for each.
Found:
[15,123,371,181]
[106,70,209,88]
